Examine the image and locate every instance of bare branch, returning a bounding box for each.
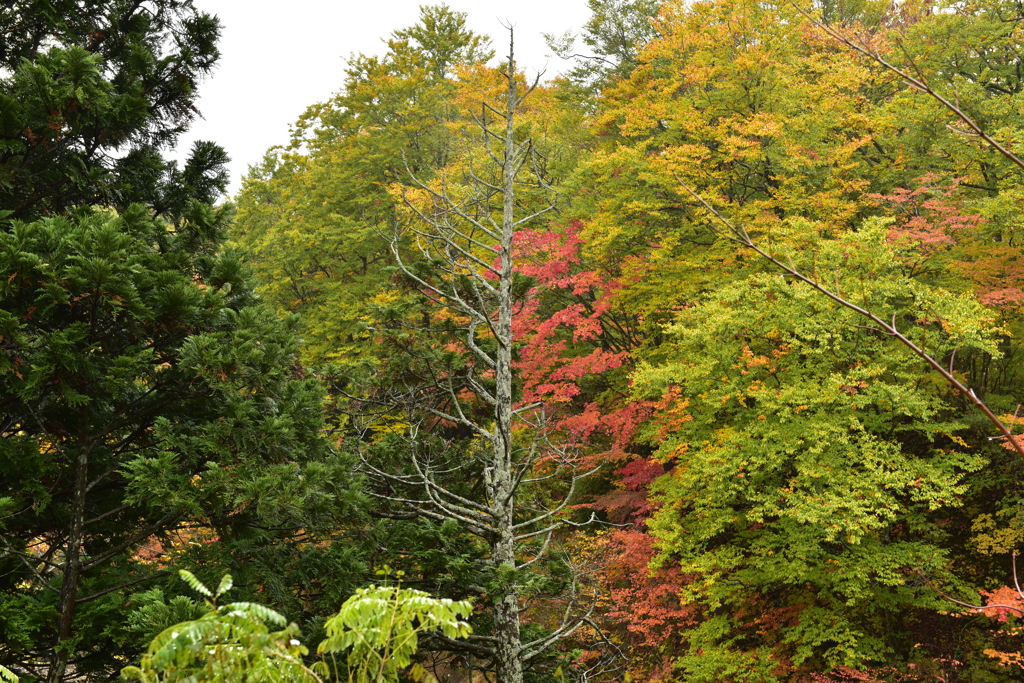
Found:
[792,2,1024,174]
[674,174,1024,461]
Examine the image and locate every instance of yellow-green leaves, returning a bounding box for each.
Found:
[632,221,999,678]
[316,585,473,683]
[121,574,316,683]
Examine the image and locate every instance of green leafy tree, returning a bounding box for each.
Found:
[122,571,318,683]
[545,0,662,96]
[122,571,472,683]
[232,5,492,369]
[633,223,1012,680]
[315,582,473,683]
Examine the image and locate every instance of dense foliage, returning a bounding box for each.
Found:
[9,0,1024,682]
[232,0,1024,680]
[0,4,361,683]
[0,0,229,220]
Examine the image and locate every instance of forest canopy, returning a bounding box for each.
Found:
[5,1,1024,682]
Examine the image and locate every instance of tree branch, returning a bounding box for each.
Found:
[674,174,1024,461]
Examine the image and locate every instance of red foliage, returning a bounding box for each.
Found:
[514,222,630,408]
[802,658,963,682]
[871,176,981,250]
[511,221,700,680]
[590,527,697,683]
[592,458,664,523]
[513,220,653,460]
[979,585,1024,623]
[871,175,1024,309]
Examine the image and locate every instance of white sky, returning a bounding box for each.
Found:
[173,0,593,195]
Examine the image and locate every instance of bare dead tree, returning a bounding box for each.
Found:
[357,31,606,683]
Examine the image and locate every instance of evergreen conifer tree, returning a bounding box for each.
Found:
[0,4,362,681]
[0,201,352,682]
[0,0,228,220]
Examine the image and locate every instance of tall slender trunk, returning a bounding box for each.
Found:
[47,439,90,683]
[390,30,550,683]
[490,37,523,683]
[491,529,523,683]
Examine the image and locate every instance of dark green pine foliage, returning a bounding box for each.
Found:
[0,204,362,683]
[0,0,227,220]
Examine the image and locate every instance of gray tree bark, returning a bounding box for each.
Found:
[362,30,600,683]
